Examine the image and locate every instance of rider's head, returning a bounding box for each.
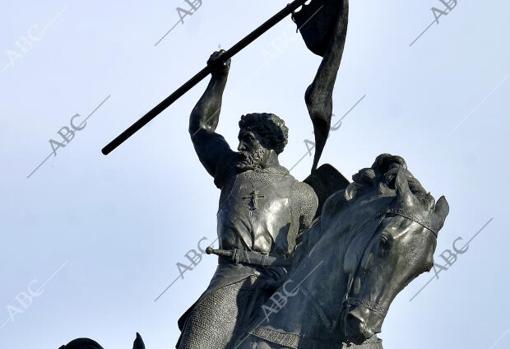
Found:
[237,113,288,170]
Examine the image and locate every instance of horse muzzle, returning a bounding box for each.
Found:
[343,311,375,345]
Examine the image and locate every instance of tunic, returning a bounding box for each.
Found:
[176,130,318,348]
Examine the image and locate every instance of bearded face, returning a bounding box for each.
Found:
[236,130,271,171]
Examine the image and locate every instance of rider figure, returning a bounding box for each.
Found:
[177,50,319,348]
[177,1,348,346]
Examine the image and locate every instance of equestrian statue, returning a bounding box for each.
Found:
[63,0,449,348]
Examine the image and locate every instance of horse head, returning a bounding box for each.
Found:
[336,154,449,345]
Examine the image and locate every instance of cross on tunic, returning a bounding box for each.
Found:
[242,190,265,211]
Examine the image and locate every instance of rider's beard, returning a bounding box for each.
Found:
[236,147,268,171]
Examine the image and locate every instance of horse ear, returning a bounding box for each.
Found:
[133,333,145,349]
[434,196,449,221]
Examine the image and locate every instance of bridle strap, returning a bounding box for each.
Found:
[385,208,438,238]
[342,216,385,311]
[343,208,437,315]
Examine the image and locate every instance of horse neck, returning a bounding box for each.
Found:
[260,219,357,338]
[259,196,389,341]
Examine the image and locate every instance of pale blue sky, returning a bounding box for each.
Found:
[1,1,509,348]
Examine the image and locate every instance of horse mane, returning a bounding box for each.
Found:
[293,154,437,267]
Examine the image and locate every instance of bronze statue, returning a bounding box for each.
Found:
[176,0,349,347]
[231,155,449,348]
[66,1,450,348]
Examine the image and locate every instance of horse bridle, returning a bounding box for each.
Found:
[341,215,385,319]
[385,208,439,238]
[342,208,438,319]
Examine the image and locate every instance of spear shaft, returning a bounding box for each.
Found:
[102,0,309,155]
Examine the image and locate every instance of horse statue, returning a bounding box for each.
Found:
[58,154,449,349]
[230,154,449,348]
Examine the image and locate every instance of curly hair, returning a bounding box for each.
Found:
[238,113,289,154]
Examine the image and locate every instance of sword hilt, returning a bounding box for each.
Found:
[205,247,234,258]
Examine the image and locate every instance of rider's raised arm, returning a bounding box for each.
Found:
[189,51,235,180]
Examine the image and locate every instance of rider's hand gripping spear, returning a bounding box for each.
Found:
[102,0,348,172]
